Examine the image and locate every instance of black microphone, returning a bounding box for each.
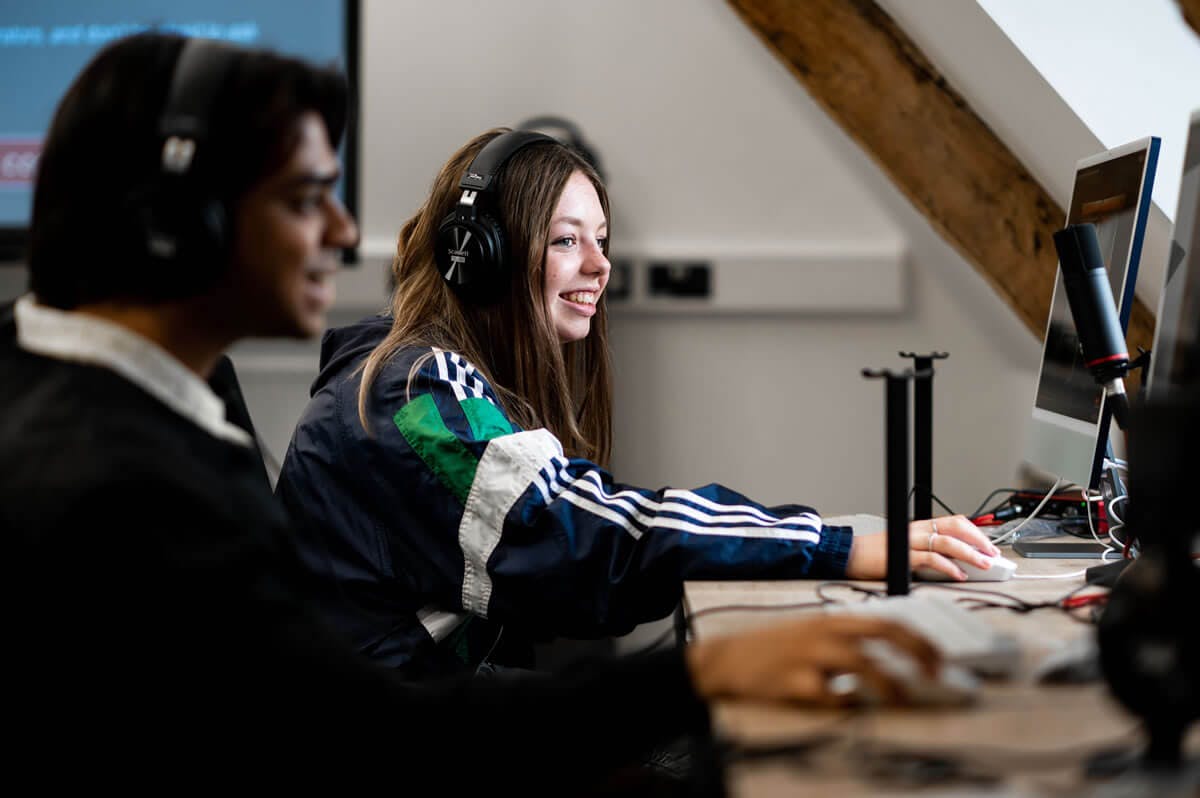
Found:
[1052,222,1130,429]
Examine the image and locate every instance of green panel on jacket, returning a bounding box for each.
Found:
[393,393,478,504]
[461,396,513,441]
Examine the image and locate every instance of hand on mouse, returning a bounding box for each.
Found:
[845,514,1001,581]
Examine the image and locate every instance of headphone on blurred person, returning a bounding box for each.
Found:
[516,115,605,182]
[135,38,240,298]
[434,130,556,303]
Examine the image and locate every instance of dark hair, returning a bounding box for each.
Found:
[28,32,349,308]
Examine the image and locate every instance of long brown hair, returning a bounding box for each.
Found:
[357,128,613,466]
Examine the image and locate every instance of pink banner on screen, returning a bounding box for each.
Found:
[0,140,41,186]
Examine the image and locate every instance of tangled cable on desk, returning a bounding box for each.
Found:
[680,581,1107,645]
[911,582,1106,625]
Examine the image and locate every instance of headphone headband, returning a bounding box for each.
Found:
[135,37,241,296]
[158,39,239,173]
[458,130,557,193]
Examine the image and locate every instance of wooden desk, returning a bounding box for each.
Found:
[684,550,1195,796]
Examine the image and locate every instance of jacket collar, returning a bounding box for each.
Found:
[14,294,252,447]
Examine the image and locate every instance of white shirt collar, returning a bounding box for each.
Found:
[14,294,253,447]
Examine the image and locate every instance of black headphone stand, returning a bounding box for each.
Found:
[898,351,948,522]
[863,366,934,596]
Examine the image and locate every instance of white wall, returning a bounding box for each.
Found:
[356,0,905,250]
[977,0,1200,222]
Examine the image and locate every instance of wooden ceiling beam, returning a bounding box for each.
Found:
[725,0,1156,358]
[1179,0,1200,37]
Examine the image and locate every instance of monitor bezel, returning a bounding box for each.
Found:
[1026,135,1161,489]
[1144,109,1200,400]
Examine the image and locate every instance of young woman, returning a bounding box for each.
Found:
[274,128,999,678]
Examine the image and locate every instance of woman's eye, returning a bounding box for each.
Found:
[596,236,608,249]
[553,236,576,247]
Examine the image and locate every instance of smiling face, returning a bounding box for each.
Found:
[542,170,610,344]
[224,111,358,339]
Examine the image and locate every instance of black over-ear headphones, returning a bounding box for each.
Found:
[434,130,556,303]
[137,38,240,298]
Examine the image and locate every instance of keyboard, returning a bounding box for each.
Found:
[827,592,1021,678]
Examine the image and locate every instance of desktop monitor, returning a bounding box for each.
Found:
[1145,110,1200,400]
[1025,136,1160,490]
[0,0,360,263]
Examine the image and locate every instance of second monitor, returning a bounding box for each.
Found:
[1024,136,1160,490]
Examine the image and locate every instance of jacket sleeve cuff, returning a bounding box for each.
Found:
[812,523,854,577]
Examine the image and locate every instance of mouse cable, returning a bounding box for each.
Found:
[909,582,1039,612]
[910,582,1103,623]
[1012,569,1092,581]
[965,594,1102,625]
[684,582,1106,647]
[816,581,1050,615]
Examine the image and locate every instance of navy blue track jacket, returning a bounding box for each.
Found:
[276,315,854,676]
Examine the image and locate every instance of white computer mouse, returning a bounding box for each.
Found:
[915,553,1017,582]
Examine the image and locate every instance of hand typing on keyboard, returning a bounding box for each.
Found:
[686,615,944,708]
[844,514,1003,582]
[851,638,980,706]
[832,593,1020,677]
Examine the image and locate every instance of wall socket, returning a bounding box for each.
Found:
[601,246,905,314]
[647,261,712,298]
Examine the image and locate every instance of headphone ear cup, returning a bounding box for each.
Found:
[435,129,562,304]
[435,211,508,303]
[193,196,229,266]
[477,211,508,296]
[136,182,229,298]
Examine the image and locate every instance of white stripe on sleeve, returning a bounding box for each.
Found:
[458,428,562,617]
[573,472,822,534]
[432,349,467,401]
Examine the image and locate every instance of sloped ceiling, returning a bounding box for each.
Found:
[724,0,1186,362]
